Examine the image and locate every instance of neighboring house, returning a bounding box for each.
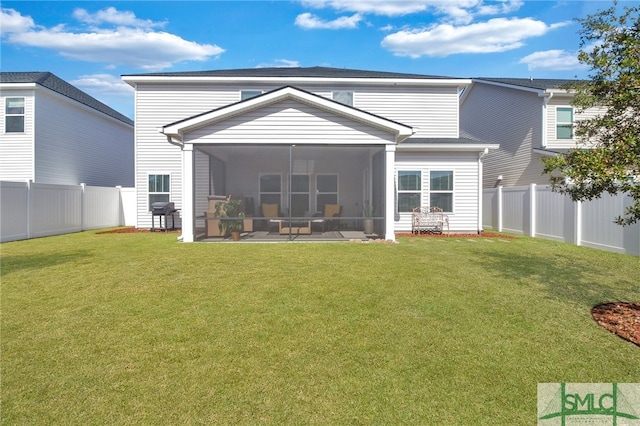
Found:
[459,78,604,188]
[0,72,134,187]
[122,67,497,242]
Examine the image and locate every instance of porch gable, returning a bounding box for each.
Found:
[161,86,414,144]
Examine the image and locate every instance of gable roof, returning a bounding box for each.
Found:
[0,72,133,126]
[123,66,470,88]
[125,66,453,80]
[161,85,414,143]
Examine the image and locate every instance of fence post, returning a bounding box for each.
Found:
[27,179,32,239]
[574,199,582,246]
[81,183,86,231]
[529,184,536,237]
[497,185,503,232]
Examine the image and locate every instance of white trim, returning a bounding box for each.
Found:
[161,86,413,143]
[124,75,470,87]
[385,144,396,241]
[397,143,499,152]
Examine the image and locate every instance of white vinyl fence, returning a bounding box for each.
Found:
[483,184,640,256]
[1,181,136,243]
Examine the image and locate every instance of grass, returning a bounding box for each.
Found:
[1,230,638,424]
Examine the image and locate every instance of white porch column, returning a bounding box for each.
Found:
[385,144,396,241]
[181,143,195,242]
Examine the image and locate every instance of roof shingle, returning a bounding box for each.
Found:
[1,72,133,125]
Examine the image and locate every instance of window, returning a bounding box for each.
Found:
[316,174,338,213]
[332,91,353,107]
[397,171,421,213]
[148,174,170,210]
[556,107,573,139]
[5,97,25,133]
[290,174,310,217]
[430,171,453,212]
[241,90,262,101]
[260,174,281,206]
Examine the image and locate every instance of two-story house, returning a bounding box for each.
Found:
[459,78,603,188]
[123,67,497,242]
[0,72,134,187]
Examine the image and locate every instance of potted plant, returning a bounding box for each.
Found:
[362,202,374,234]
[214,198,245,241]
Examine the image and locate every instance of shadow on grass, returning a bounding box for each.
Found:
[0,250,92,277]
[475,249,636,308]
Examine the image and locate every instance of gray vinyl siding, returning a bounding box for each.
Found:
[0,91,35,182]
[34,89,133,186]
[1,87,133,186]
[355,86,459,138]
[460,83,545,188]
[395,151,481,232]
[184,99,395,144]
[546,96,605,149]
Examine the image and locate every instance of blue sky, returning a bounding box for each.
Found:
[1,1,635,119]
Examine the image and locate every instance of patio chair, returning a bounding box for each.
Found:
[313,204,342,232]
[261,203,280,232]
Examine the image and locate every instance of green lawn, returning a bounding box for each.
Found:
[1,231,638,424]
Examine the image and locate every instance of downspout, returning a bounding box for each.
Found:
[478,148,488,234]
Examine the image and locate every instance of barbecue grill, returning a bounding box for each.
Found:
[151,201,177,232]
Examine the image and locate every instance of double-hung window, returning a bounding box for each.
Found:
[5,97,25,133]
[260,174,281,206]
[148,174,170,210]
[430,171,453,212]
[397,171,421,213]
[556,107,573,139]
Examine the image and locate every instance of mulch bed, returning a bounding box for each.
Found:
[396,231,517,239]
[591,302,640,347]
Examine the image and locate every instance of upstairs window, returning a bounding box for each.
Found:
[556,107,573,139]
[5,97,25,133]
[397,171,421,213]
[241,90,263,101]
[332,91,353,107]
[148,174,170,211]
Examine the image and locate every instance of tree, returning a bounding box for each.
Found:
[542,1,640,225]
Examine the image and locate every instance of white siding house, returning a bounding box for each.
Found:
[0,72,134,187]
[459,78,605,188]
[123,67,497,242]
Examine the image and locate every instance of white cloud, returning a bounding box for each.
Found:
[0,8,35,35]
[71,73,134,97]
[381,18,570,58]
[519,49,587,71]
[295,12,363,29]
[300,0,524,23]
[72,7,166,30]
[1,8,224,70]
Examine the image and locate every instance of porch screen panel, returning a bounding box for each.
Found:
[316,174,338,214]
[290,174,310,217]
[260,174,281,208]
[398,171,421,213]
